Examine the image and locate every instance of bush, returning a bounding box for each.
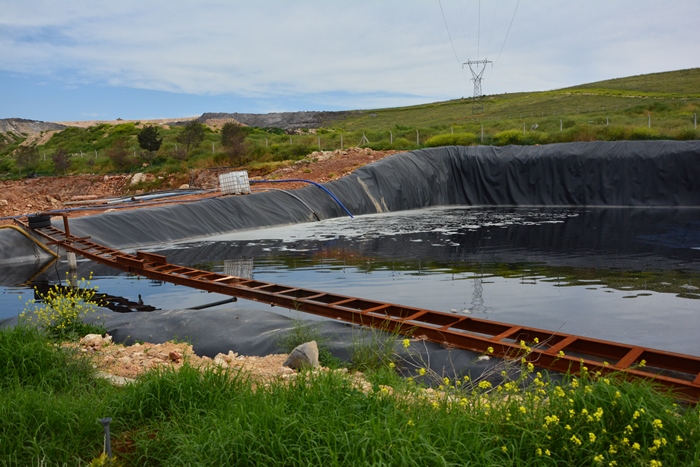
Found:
[424,132,478,147]
[601,125,629,141]
[493,129,525,146]
[629,127,662,140]
[675,127,698,140]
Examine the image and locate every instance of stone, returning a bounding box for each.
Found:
[169,350,183,363]
[0,199,7,206]
[283,341,319,370]
[70,195,98,201]
[130,173,147,185]
[179,184,190,189]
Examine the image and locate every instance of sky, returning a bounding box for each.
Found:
[1,0,698,122]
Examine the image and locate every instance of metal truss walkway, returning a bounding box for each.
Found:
[19,217,700,401]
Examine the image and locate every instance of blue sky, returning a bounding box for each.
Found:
[1,0,698,122]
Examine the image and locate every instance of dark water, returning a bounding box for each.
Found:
[2,207,699,356]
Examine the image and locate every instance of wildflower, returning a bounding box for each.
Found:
[545,449,550,456]
[534,337,539,344]
[565,424,572,431]
[632,442,640,451]
[609,462,617,467]
[676,435,684,442]
[463,375,470,382]
[649,461,662,467]
[527,363,535,373]
[594,407,604,421]
[589,432,596,443]
[593,454,604,463]
[558,350,565,358]
[443,377,450,386]
[638,359,646,368]
[418,368,427,376]
[615,391,621,398]
[487,346,494,354]
[608,444,617,454]
[633,410,640,419]
[402,338,411,349]
[407,419,414,426]
[501,446,508,453]
[459,398,468,408]
[478,380,492,390]
[431,401,439,409]
[570,435,582,446]
[554,386,566,398]
[571,378,579,388]
[388,362,395,369]
[519,406,527,414]
[536,448,542,456]
[652,419,663,430]
[544,415,559,426]
[624,425,633,434]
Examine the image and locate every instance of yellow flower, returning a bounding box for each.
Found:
[388,362,395,369]
[649,461,662,467]
[633,410,640,419]
[570,435,582,446]
[443,377,450,386]
[632,442,640,450]
[527,363,535,373]
[588,432,596,443]
[652,419,663,430]
[565,424,572,430]
[487,346,494,354]
[624,425,633,434]
[402,338,411,349]
[608,444,617,454]
[407,419,414,426]
[609,462,617,467]
[501,446,507,453]
[558,350,565,358]
[638,359,646,368]
[418,368,427,376]
[545,449,550,456]
[478,380,492,390]
[593,454,604,463]
[536,448,542,456]
[676,435,684,442]
[519,406,527,414]
[534,337,539,344]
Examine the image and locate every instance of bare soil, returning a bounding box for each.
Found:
[0,147,399,224]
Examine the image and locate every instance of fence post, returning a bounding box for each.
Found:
[560,120,562,132]
[695,113,697,130]
[340,134,343,150]
[318,136,321,150]
[480,124,484,142]
[416,129,419,146]
[648,115,651,129]
[390,130,393,144]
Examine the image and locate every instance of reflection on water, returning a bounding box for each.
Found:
[1,207,699,355]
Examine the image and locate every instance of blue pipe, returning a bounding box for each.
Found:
[251,179,354,218]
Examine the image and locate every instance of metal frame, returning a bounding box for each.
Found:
[19,218,700,401]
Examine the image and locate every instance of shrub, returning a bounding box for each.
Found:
[629,127,662,140]
[602,125,630,141]
[20,275,105,342]
[675,127,699,140]
[493,129,525,146]
[424,132,478,147]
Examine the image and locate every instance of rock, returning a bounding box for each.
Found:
[130,173,147,185]
[0,199,7,206]
[283,341,319,370]
[179,184,190,189]
[169,350,183,363]
[80,333,111,348]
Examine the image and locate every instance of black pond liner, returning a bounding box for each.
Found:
[2,141,699,385]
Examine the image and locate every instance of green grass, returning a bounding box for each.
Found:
[1,68,699,181]
[1,324,699,466]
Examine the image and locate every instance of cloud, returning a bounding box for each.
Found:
[1,0,698,114]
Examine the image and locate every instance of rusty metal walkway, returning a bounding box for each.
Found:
[20,217,700,401]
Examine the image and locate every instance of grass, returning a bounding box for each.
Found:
[1,322,699,466]
[2,68,698,181]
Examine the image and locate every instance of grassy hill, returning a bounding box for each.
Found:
[1,68,698,179]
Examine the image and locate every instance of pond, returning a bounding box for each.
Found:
[2,206,699,356]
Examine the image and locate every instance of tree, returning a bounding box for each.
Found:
[14,145,39,173]
[106,137,135,171]
[137,125,163,153]
[221,121,248,165]
[52,148,70,175]
[176,121,206,159]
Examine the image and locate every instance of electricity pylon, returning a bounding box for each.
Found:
[463,58,492,114]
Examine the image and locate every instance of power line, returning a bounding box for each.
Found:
[494,0,520,65]
[438,0,462,67]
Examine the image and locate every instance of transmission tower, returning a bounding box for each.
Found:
[463,58,492,114]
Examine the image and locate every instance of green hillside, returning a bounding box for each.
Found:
[1,68,698,180]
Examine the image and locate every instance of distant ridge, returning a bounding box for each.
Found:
[0,118,66,135]
[198,111,355,129]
